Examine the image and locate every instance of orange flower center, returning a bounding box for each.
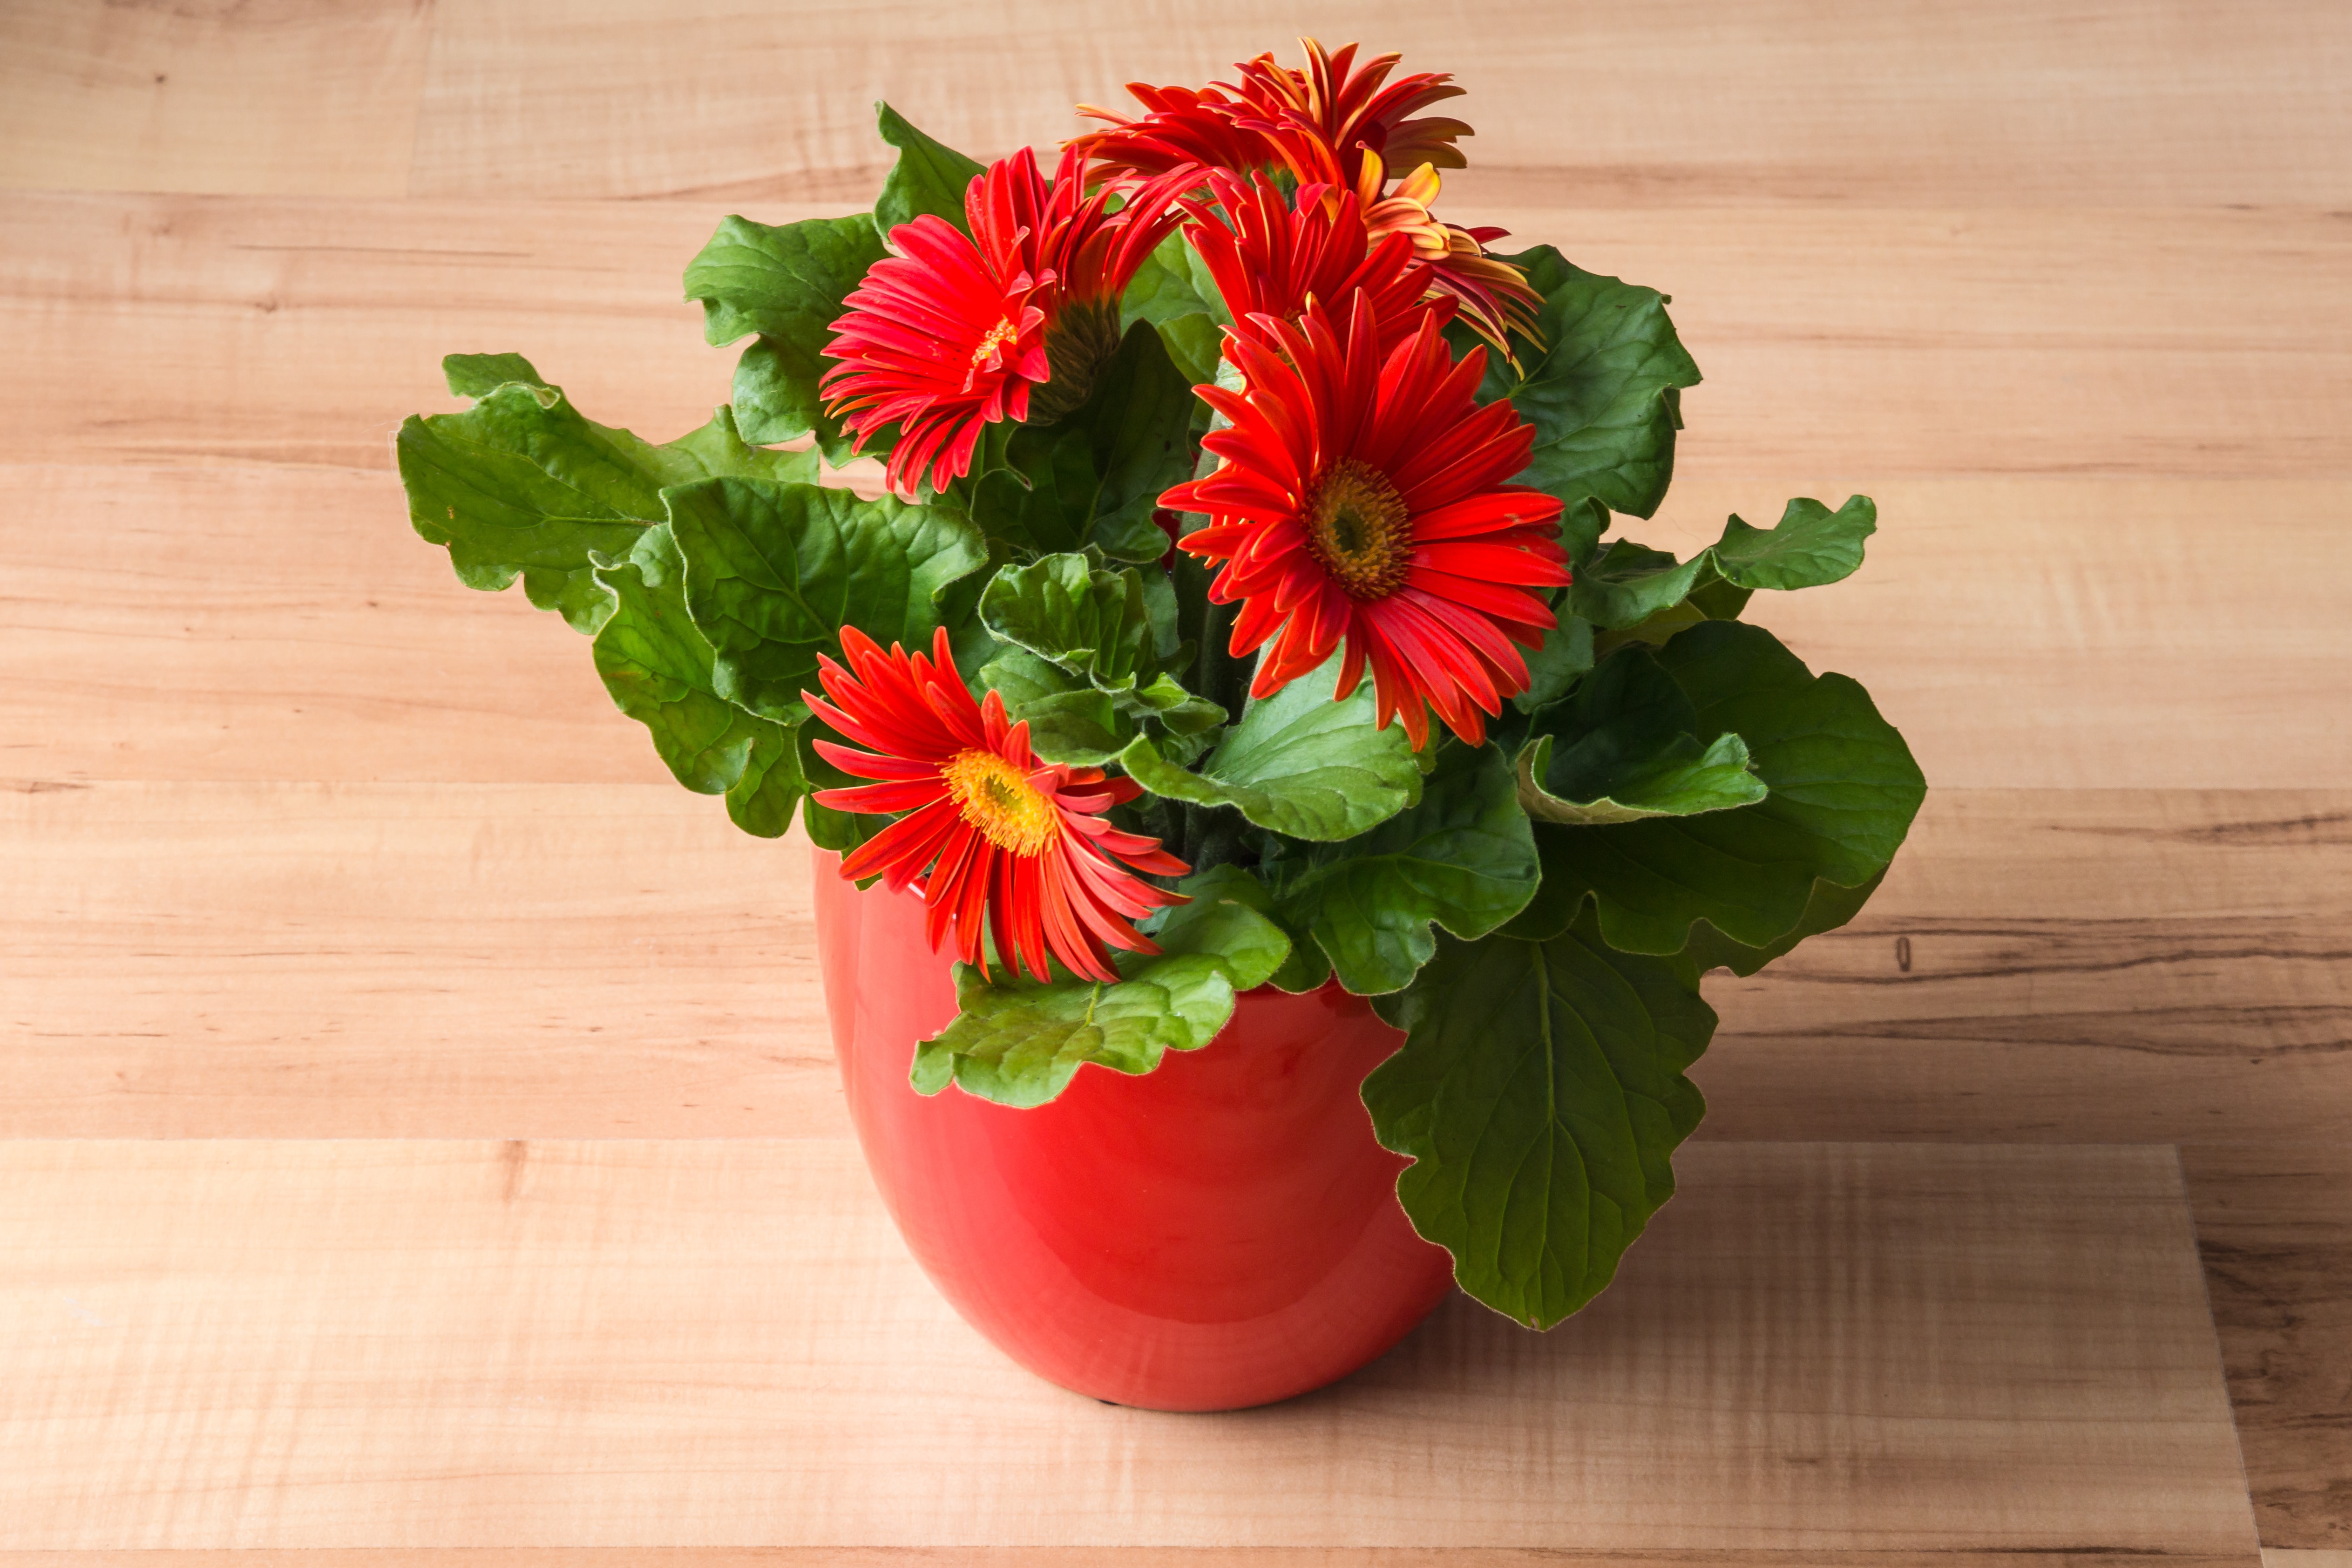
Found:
[1303,458,1411,601]
[941,749,1056,856]
[971,317,1018,367]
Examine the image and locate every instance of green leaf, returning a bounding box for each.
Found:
[975,649,1133,766]
[1526,620,1925,957]
[1558,494,1610,567]
[1683,574,1754,623]
[1362,915,1716,1328]
[1572,496,1878,630]
[979,554,1159,694]
[1139,549,1184,655]
[1116,653,1423,842]
[1119,233,1227,387]
[1681,865,1888,978]
[1708,495,1876,591]
[442,352,547,398]
[1166,315,1223,395]
[684,210,888,458]
[1515,645,1766,825]
[590,527,806,837]
[1506,495,1609,718]
[912,865,1292,1107]
[969,324,1198,564]
[1515,612,1596,713]
[1570,540,1710,631]
[1156,315,1223,391]
[1265,930,1334,994]
[1480,246,1701,519]
[664,477,986,720]
[395,385,817,633]
[1132,675,1225,731]
[1521,731,1762,827]
[1069,321,1200,563]
[725,724,814,838]
[873,103,984,236]
[1121,233,1225,328]
[685,210,881,355]
[725,337,835,462]
[1263,738,1540,993]
[969,422,1100,557]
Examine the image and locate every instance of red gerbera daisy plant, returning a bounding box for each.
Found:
[390,40,1927,1339]
[1161,292,1570,749]
[820,146,1195,497]
[803,625,1190,983]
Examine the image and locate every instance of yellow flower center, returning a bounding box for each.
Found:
[1304,458,1412,601]
[941,748,1056,855]
[971,316,1018,367]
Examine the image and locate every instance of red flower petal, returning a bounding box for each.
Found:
[801,628,1190,983]
[1167,290,1567,745]
[820,146,1193,499]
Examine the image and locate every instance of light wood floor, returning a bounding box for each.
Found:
[3,0,2347,1557]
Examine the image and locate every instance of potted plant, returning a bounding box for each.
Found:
[394,39,1924,1412]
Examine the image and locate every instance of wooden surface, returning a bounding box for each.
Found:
[4,0,2348,1554]
[8,786,2346,1145]
[0,1141,2257,1554]
[7,195,2349,481]
[0,1556,2282,1568]
[9,462,2351,791]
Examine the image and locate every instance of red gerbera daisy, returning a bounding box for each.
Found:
[1074,38,1469,197]
[1161,292,1570,749]
[804,626,1189,983]
[820,146,1193,497]
[1180,168,1436,358]
[1072,39,1540,359]
[1347,149,1544,354]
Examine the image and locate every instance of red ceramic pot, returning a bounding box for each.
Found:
[811,847,1456,1411]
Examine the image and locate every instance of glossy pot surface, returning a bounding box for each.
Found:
[811,848,1455,1411]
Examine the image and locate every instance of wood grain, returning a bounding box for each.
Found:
[11,464,2348,792]
[9,783,2345,1145]
[0,0,433,198]
[0,464,668,789]
[6,0,2349,1550]
[0,1553,2273,1568]
[406,0,2352,207]
[1697,794,2352,1145]
[2189,1147,2352,1549]
[1,783,822,1140]
[4,195,2346,479]
[0,1140,2257,1554]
